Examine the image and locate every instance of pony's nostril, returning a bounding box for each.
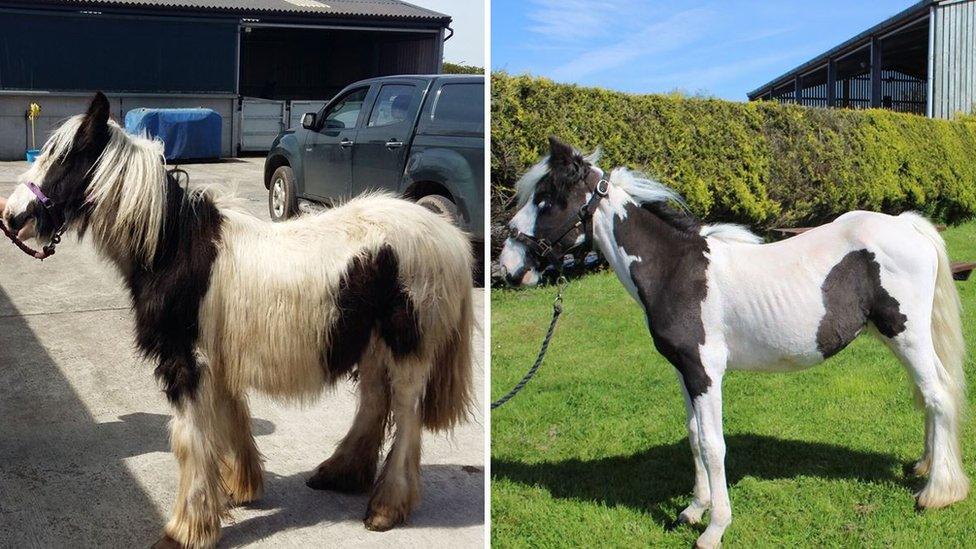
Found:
[5,212,22,232]
[504,268,523,287]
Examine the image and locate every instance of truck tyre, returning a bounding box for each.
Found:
[417,194,460,226]
[268,165,298,222]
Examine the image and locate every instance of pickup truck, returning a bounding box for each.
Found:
[264,74,485,250]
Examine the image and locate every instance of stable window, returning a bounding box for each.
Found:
[368,84,418,127]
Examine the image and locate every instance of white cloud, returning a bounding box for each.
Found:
[549,7,712,81]
[526,0,635,41]
[640,47,817,96]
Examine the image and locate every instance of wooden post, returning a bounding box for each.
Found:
[826,59,837,107]
[795,74,803,105]
[870,36,882,108]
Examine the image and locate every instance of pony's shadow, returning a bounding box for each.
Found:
[220,463,485,547]
[493,434,914,527]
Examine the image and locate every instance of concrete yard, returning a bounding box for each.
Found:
[0,158,485,548]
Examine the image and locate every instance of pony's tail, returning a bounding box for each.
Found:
[903,212,967,419]
[421,285,474,432]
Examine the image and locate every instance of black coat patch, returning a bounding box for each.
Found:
[613,202,713,399]
[125,179,223,405]
[325,245,421,379]
[816,249,907,358]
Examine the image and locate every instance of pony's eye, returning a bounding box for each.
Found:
[536,200,548,211]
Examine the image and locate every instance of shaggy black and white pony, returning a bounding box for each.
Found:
[499,137,967,548]
[3,93,475,548]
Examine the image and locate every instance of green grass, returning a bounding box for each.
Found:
[491,221,976,547]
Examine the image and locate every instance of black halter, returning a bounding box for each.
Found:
[512,176,610,268]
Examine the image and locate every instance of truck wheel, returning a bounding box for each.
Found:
[417,194,459,226]
[268,166,298,222]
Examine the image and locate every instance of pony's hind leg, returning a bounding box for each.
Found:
[307,348,391,493]
[906,396,933,477]
[157,359,229,549]
[888,329,969,508]
[365,356,427,531]
[675,374,711,526]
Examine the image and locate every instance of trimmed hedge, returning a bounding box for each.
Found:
[491,73,976,229]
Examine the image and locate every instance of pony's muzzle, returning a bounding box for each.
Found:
[501,265,541,287]
[2,187,39,241]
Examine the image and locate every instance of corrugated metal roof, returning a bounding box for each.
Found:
[21,0,450,21]
[747,0,934,99]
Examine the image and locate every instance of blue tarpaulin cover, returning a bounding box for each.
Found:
[124,108,221,160]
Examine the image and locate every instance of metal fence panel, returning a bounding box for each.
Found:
[240,98,286,152]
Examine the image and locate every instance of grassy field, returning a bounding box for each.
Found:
[490,221,976,547]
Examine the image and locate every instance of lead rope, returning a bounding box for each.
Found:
[491,276,568,409]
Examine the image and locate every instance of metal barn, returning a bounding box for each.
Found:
[0,0,450,159]
[748,0,976,119]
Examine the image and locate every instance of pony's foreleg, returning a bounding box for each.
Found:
[158,363,228,549]
[307,349,391,493]
[675,373,710,526]
[214,382,263,506]
[364,356,427,531]
[693,375,731,549]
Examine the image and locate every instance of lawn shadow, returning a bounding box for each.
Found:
[492,434,912,526]
[220,463,484,547]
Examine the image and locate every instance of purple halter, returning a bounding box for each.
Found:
[26,181,54,210]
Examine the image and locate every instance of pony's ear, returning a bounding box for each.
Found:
[76,92,111,151]
[548,136,575,163]
[546,136,586,193]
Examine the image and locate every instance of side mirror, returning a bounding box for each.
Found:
[301,112,317,130]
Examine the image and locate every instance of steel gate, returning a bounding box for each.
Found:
[239,97,286,152]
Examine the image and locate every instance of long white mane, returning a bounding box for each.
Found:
[514,151,762,245]
[21,115,169,263]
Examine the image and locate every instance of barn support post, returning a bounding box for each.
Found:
[826,58,837,107]
[870,35,882,108]
[927,6,936,117]
[794,74,803,105]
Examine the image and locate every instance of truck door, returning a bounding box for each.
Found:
[302,85,370,201]
[350,80,425,196]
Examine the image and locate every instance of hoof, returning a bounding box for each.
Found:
[904,458,931,478]
[226,477,263,506]
[306,465,371,494]
[694,536,722,549]
[151,535,184,549]
[667,513,693,531]
[364,506,404,532]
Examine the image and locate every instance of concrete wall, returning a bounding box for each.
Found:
[931,0,976,118]
[0,92,236,160]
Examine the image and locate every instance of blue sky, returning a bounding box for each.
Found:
[492,0,919,100]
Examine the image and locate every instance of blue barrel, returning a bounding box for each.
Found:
[124,108,221,161]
